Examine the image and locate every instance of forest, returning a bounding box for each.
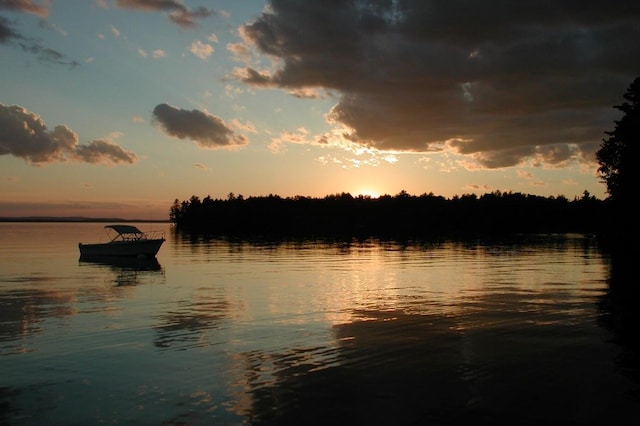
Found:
[171,76,637,243]
[169,190,607,239]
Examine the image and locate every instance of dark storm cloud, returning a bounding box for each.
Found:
[0,103,137,165]
[152,103,248,149]
[238,0,640,168]
[115,0,213,28]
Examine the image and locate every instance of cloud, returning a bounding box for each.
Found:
[0,13,78,68]
[74,139,137,164]
[0,0,48,17]
[268,128,310,153]
[466,184,492,193]
[189,40,213,59]
[109,24,120,37]
[0,103,137,165]
[152,103,249,149]
[138,48,165,59]
[227,41,252,65]
[0,16,21,42]
[19,41,80,68]
[236,0,640,169]
[115,0,213,28]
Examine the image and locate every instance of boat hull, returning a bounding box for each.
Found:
[78,238,165,258]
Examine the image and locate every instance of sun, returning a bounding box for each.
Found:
[355,188,380,198]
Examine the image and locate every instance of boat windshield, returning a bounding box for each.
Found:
[105,225,145,241]
[106,225,143,234]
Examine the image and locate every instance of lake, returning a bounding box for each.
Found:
[0,222,638,425]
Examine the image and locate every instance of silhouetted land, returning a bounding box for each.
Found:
[170,190,611,240]
[0,217,169,223]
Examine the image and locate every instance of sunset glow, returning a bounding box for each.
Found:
[355,189,381,199]
[1,1,635,219]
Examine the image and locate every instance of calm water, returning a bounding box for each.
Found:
[0,222,638,425]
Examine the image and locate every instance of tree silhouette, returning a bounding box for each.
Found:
[596,77,640,206]
[169,190,604,238]
[596,76,639,244]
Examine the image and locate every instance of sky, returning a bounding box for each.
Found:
[1,0,639,219]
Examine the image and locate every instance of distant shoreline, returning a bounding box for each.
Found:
[0,217,170,223]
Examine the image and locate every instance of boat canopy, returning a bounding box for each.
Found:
[105,225,143,235]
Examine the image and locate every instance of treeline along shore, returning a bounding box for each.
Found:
[170,190,611,239]
[171,76,638,245]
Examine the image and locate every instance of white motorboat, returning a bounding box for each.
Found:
[79,224,165,258]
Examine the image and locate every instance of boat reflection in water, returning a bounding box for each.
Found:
[79,254,164,287]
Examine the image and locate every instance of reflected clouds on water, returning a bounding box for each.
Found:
[1,225,639,425]
[0,256,165,355]
[153,294,238,350]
